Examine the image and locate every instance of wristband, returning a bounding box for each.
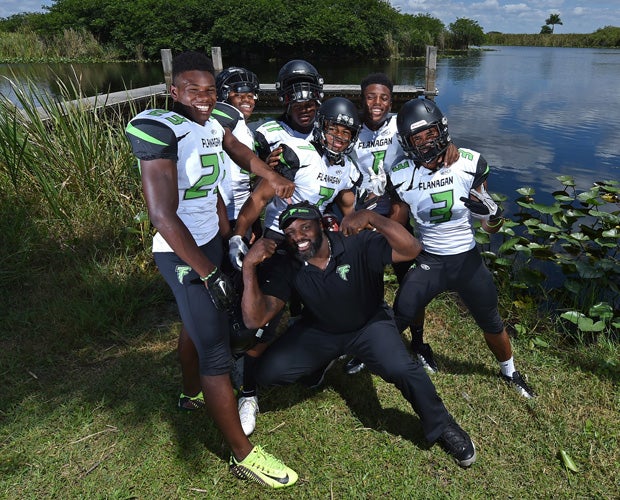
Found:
[199,267,218,282]
[486,217,504,228]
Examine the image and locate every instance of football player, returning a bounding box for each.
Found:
[391,98,536,399]
[125,51,298,489]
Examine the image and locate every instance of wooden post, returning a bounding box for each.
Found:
[211,46,223,72]
[161,48,172,94]
[425,45,437,100]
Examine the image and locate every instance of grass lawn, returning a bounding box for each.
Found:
[0,84,617,499]
[1,287,617,499]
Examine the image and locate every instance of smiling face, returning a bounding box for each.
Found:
[284,218,324,262]
[170,70,217,125]
[228,91,256,120]
[324,122,353,154]
[362,83,392,130]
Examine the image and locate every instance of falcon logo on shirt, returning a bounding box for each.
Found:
[176,265,192,284]
[337,264,351,281]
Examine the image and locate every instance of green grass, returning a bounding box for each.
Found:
[1,290,618,498]
[0,81,618,498]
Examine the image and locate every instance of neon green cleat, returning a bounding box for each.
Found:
[229,445,298,488]
[177,391,205,411]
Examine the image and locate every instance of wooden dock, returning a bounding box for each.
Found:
[34,46,439,118]
[48,82,435,117]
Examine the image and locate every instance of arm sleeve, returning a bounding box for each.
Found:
[471,154,490,189]
[274,143,302,182]
[253,130,271,161]
[212,102,241,130]
[125,118,178,161]
[362,230,394,267]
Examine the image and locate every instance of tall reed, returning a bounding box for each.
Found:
[0,28,115,62]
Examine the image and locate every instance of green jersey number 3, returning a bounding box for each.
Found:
[430,190,454,223]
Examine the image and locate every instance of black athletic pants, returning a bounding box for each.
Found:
[255,305,453,443]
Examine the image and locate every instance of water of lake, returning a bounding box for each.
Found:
[2,47,619,201]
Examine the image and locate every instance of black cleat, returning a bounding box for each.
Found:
[412,343,438,373]
[500,370,536,399]
[344,357,366,375]
[437,422,477,467]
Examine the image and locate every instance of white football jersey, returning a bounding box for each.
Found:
[212,102,254,220]
[391,148,489,255]
[263,137,361,234]
[126,109,226,252]
[254,118,313,160]
[354,115,406,197]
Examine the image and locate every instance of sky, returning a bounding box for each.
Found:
[1,0,619,34]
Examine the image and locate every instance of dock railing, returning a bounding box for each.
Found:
[31,46,438,120]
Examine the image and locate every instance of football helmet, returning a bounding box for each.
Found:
[313,97,361,163]
[276,59,324,105]
[216,66,260,102]
[396,98,451,163]
[224,269,261,354]
[229,305,261,354]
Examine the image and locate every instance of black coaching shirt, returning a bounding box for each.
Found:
[259,231,393,333]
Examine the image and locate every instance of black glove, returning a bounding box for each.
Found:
[203,268,238,312]
[460,186,501,221]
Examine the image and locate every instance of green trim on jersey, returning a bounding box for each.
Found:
[126,122,168,146]
[212,108,234,120]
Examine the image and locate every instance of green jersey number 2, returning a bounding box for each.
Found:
[184,153,221,200]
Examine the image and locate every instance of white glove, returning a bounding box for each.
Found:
[228,235,248,271]
[367,166,387,196]
[460,186,500,221]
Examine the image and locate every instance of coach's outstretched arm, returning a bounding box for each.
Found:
[241,238,287,329]
[340,209,422,263]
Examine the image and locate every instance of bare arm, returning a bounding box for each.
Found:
[389,200,411,226]
[140,158,216,279]
[216,192,232,239]
[223,129,294,198]
[241,238,287,328]
[334,189,356,217]
[233,178,276,238]
[341,209,422,263]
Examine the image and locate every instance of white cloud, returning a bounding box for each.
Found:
[0,1,52,18]
[504,4,530,14]
[390,0,619,34]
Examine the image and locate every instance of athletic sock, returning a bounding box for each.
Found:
[499,356,516,377]
[410,325,424,349]
[241,353,259,398]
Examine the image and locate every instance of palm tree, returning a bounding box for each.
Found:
[545,13,563,33]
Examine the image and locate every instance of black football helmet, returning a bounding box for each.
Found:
[396,98,451,163]
[276,59,324,105]
[313,97,361,163]
[222,269,262,354]
[216,66,260,102]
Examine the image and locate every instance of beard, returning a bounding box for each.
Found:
[290,230,324,262]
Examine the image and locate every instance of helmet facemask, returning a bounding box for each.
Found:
[281,81,324,106]
[216,67,259,102]
[399,117,451,164]
[314,118,359,164]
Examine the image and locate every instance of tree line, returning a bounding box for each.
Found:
[1,1,616,63]
[0,0,486,61]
